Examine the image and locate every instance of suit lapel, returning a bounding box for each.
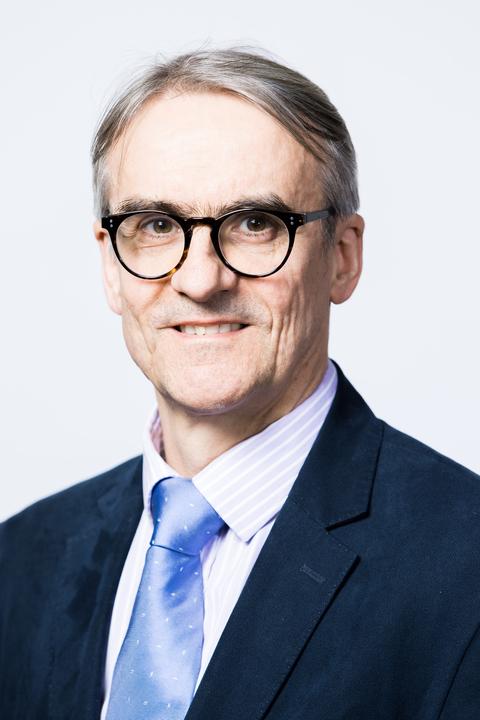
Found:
[187,502,359,720]
[48,457,143,720]
[187,366,384,720]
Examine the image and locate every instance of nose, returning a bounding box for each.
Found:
[170,224,238,301]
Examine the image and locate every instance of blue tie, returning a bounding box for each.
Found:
[105,476,224,719]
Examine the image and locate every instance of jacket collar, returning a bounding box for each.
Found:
[289,361,381,529]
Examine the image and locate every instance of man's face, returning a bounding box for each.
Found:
[97,91,362,428]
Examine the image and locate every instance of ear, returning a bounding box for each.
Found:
[329,213,364,305]
[94,219,123,315]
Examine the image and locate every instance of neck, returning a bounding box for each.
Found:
[154,358,329,477]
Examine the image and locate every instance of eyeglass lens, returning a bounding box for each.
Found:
[115,210,290,278]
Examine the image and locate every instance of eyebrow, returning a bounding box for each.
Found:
[110,194,293,217]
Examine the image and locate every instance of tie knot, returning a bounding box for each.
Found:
[150,476,224,555]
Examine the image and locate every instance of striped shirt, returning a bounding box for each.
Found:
[101,360,337,717]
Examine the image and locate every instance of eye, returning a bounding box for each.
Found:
[118,213,183,250]
[219,210,286,250]
[242,215,270,232]
[142,216,176,235]
[235,212,281,235]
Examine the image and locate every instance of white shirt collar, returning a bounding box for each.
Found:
[142,360,337,542]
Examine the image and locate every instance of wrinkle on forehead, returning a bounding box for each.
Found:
[106,90,324,214]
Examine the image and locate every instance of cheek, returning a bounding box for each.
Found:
[118,278,161,365]
[267,255,330,363]
[263,277,308,363]
[268,263,319,329]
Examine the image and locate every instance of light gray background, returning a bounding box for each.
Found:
[1,0,479,520]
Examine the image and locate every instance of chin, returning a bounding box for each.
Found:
[156,374,261,418]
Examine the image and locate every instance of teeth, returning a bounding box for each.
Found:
[179,323,243,335]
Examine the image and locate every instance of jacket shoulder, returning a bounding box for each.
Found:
[0,455,142,547]
[382,422,479,484]
[378,423,480,523]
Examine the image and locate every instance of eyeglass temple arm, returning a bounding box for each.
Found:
[302,207,336,225]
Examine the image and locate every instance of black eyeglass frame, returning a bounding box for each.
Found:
[101,206,336,279]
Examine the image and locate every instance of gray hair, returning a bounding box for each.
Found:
[91,48,359,243]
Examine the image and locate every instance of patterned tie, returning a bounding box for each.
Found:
[105,476,224,719]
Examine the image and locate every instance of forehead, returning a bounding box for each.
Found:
[106,90,321,212]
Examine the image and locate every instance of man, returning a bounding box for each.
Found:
[1,48,479,720]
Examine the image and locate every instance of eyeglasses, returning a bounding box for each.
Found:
[101,206,335,279]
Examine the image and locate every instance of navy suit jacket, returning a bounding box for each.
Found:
[1,366,480,719]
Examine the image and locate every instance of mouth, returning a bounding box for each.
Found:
[173,322,247,336]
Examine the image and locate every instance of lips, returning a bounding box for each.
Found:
[177,323,246,335]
